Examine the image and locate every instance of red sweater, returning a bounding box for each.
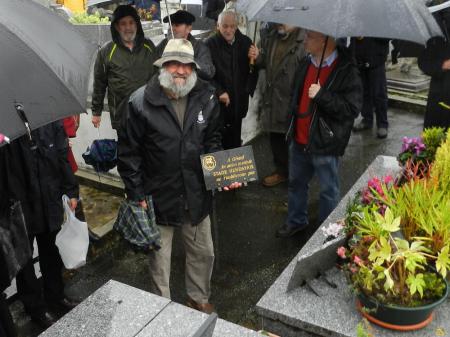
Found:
[295,60,337,144]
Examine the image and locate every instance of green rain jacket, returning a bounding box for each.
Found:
[91,14,157,129]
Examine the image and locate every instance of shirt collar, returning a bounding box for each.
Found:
[309,49,338,68]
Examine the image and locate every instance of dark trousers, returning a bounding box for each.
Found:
[221,119,243,150]
[269,132,289,176]
[287,142,340,227]
[360,64,389,128]
[16,231,64,315]
[0,294,17,337]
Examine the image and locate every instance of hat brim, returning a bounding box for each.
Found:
[154,56,201,69]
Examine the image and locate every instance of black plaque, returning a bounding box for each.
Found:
[200,145,258,191]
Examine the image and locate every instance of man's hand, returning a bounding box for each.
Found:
[309,81,321,99]
[442,59,450,70]
[223,182,242,191]
[139,200,148,210]
[219,92,231,107]
[92,115,101,128]
[248,45,260,60]
[69,198,78,211]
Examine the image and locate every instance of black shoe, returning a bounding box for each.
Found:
[276,224,308,238]
[48,297,80,312]
[30,311,57,329]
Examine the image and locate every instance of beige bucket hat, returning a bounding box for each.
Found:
[153,38,201,69]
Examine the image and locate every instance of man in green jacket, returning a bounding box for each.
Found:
[91,5,157,130]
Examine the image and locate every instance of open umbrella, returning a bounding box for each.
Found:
[237,0,443,45]
[0,0,96,144]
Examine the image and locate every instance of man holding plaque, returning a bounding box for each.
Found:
[118,39,238,313]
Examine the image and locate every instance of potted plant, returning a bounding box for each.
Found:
[337,129,450,331]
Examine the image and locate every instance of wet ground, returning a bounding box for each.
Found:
[12,108,424,336]
[79,185,122,231]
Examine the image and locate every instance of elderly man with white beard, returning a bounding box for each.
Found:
[118,39,240,313]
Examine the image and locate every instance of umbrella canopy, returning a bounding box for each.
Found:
[237,0,443,44]
[0,0,96,143]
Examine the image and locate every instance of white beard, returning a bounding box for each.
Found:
[158,68,197,98]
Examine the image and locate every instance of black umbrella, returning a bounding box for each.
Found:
[0,0,96,144]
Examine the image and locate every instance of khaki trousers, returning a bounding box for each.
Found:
[149,216,215,304]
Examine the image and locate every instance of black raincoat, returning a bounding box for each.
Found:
[288,48,363,156]
[118,76,222,226]
[0,121,79,235]
[418,8,450,129]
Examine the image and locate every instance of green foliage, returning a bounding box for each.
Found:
[69,12,110,24]
[342,130,450,308]
[431,130,450,194]
[356,319,374,337]
[347,207,447,306]
[422,127,446,161]
[436,245,450,278]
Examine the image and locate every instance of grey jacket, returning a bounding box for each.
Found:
[155,34,215,80]
[257,29,306,133]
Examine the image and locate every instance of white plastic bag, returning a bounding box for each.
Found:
[55,195,89,269]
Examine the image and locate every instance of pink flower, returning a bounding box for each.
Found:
[337,246,346,259]
[353,255,364,266]
[383,175,393,185]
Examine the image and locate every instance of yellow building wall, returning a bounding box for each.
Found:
[58,0,85,13]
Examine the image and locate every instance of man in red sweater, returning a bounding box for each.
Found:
[276,31,363,238]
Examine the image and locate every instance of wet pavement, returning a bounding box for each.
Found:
[12,108,424,336]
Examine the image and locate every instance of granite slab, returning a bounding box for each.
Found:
[213,319,263,337]
[135,302,208,337]
[40,280,170,337]
[257,155,450,337]
[40,279,264,337]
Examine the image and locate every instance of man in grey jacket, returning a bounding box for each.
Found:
[155,10,215,80]
[257,24,305,187]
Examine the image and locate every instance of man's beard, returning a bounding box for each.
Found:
[159,68,197,98]
[119,30,137,44]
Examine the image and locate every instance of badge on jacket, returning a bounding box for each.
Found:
[197,111,205,124]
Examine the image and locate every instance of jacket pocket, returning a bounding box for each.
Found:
[318,117,335,146]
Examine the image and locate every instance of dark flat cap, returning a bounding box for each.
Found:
[163,10,195,25]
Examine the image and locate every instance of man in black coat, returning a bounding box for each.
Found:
[205,0,227,21]
[277,31,362,238]
[418,8,450,130]
[1,121,79,328]
[351,37,390,139]
[205,10,259,149]
[118,39,240,313]
[155,10,215,80]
